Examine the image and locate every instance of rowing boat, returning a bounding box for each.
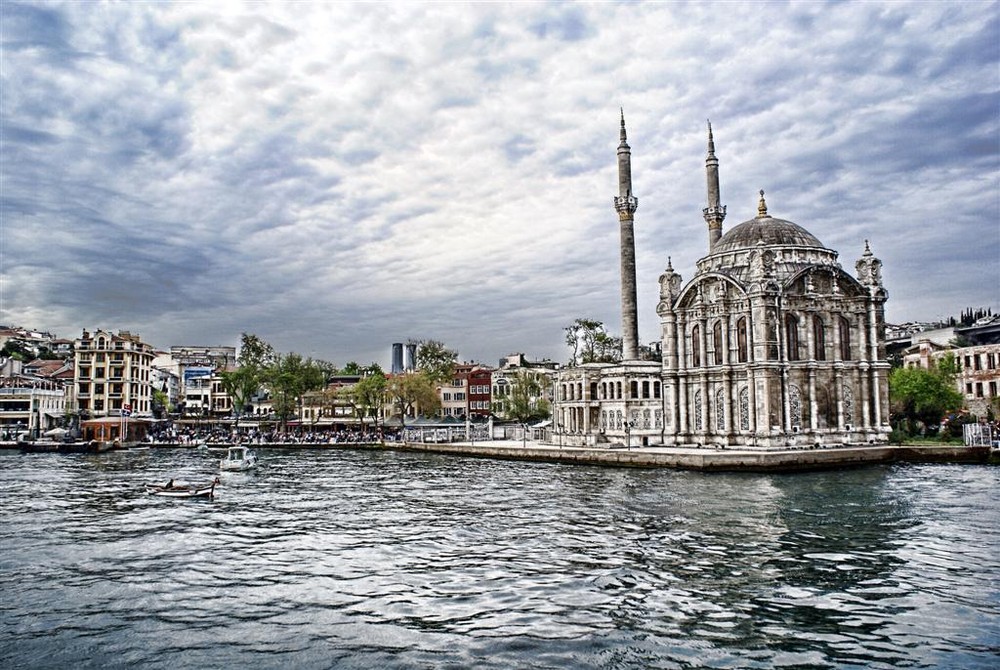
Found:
[145,477,219,499]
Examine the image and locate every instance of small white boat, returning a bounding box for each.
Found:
[220,445,258,471]
[146,478,219,499]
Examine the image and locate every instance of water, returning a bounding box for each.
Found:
[1,448,998,669]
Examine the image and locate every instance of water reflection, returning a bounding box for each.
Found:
[1,450,998,669]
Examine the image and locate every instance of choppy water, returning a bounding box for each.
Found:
[1,447,998,669]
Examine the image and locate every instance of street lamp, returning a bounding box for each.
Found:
[625,419,636,450]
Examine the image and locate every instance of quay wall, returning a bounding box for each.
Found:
[393,442,992,472]
[3,440,991,471]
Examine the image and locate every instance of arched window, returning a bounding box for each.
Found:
[839,316,852,360]
[785,314,800,361]
[616,381,623,399]
[736,317,749,363]
[691,325,701,367]
[713,321,724,365]
[654,381,661,399]
[630,380,638,398]
[813,315,826,361]
[642,380,650,398]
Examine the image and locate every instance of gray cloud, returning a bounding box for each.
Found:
[2,1,997,367]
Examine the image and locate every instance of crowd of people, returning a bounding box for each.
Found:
[143,424,401,445]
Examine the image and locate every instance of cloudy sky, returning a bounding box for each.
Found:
[2,1,997,368]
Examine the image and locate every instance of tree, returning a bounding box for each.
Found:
[414,339,458,384]
[340,372,387,437]
[0,340,30,362]
[386,372,440,427]
[340,361,363,375]
[220,333,276,417]
[151,389,169,420]
[237,333,276,370]
[340,361,384,377]
[220,367,260,417]
[565,318,622,366]
[264,352,329,434]
[889,354,964,436]
[505,369,551,424]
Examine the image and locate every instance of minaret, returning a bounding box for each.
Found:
[614,109,640,361]
[702,120,726,249]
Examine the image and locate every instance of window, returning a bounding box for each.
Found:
[642,381,650,398]
[691,325,701,367]
[654,381,661,399]
[990,382,997,397]
[736,317,748,363]
[813,315,826,361]
[838,316,851,360]
[630,381,638,398]
[455,393,465,401]
[713,321,723,365]
[785,314,800,361]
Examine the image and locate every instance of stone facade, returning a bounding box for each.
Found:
[552,121,891,449]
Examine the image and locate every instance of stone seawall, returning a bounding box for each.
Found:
[4,440,990,472]
[394,441,992,472]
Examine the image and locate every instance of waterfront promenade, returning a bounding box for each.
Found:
[4,438,991,471]
[394,440,992,471]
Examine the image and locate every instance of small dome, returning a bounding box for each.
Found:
[714,216,824,253]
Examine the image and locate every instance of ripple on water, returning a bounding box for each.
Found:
[1,451,999,669]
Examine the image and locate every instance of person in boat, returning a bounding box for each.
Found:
[166,479,174,489]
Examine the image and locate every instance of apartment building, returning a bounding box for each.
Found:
[73,329,155,418]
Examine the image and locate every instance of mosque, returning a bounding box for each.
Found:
[551,114,891,449]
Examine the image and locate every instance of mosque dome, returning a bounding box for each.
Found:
[712,191,824,254]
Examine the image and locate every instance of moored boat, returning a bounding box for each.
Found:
[220,445,258,471]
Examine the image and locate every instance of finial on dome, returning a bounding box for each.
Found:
[863,239,872,256]
[757,189,769,218]
[667,256,673,271]
[619,108,627,143]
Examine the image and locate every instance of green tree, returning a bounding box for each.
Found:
[565,318,622,366]
[151,389,169,420]
[220,333,276,417]
[386,372,440,427]
[0,340,30,362]
[340,361,362,375]
[505,369,551,424]
[237,333,276,369]
[264,353,329,434]
[889,354,963,436]
[339,361,384,377]
[414,339,457,384]
[340,372,388,438]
